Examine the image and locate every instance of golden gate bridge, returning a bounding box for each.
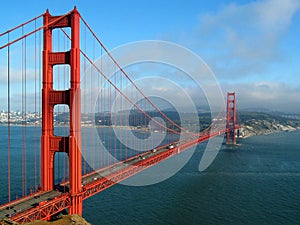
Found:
[0,8,239,223]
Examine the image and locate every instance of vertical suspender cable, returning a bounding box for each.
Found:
[99,46,102,168]
[114,66,117,163]
[24,29,27,196]
[143,98,146,151]
[104,54,107,167]
[97,47,100,168]
[135,91,138,152]
[22,25,27,196]
[117,71,120,161]
[7,33,11,203]
[83,25,87,174]
[24,30,27,196]
[126,75,129,160]
[89,30,94,171]
[108,58,111,166]
[145,98,147,151]
[128,82,131,158]
[38,26,42,190]
[124,71,127,161]
[57,30,60,182]
[34,19,37,189]
[91,37,95,170]
[63,32,67,183]
[22,25,25,196]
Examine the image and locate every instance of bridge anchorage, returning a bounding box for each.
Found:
[0,7,240,224]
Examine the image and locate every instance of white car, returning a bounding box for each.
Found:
[168,145,174,149]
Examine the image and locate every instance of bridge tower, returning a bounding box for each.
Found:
[226,92,237,145]
[41,8,82,215]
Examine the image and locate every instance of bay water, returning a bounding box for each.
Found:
[0,126,299,224]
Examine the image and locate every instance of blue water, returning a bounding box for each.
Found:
[83,131,300,225]
[0,127,300,224]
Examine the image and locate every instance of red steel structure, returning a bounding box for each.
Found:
[226,92,237,144]
[0,8,240,224]
[3,126,233,224]
[41,8,82,214]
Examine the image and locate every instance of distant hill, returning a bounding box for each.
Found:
[237,112,300,138]
[59,110,300,137]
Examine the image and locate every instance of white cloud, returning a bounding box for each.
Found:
[195,0,300,78]
[222,81,300,113]
[0,66,37,84]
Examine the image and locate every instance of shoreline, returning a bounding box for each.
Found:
[239,127,300,139]
[1,123,300,140]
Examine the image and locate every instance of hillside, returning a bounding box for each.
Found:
[238,112,300,138]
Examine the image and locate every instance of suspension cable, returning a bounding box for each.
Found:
[83,50,181,135]
[60,28,182,135]
[79,16,191,134]
[0,13,43,37]
[0,12,71,50]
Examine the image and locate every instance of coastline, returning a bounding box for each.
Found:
[239,125,300,139]
[1,122,300,139]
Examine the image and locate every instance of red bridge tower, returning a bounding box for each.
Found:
[41,8,82,215]
[226,92,237,145]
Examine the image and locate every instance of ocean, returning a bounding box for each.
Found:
[0,127,299,224]
[83,130,300,225]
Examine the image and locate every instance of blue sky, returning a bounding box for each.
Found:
[0,0,299,113]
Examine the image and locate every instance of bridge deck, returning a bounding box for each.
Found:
[0,191,61,219]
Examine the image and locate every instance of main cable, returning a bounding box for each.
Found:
[79,15,193,135]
